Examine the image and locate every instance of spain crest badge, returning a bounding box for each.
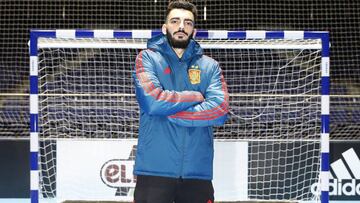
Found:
[188,65,201,84]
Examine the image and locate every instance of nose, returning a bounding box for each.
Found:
[179,20,185,29]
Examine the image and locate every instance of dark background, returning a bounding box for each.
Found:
[1,0,359,139]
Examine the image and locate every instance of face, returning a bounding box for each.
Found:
[162,8,197,49]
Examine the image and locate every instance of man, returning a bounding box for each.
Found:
[133,1,229,202]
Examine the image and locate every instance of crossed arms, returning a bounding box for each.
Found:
[133,50,229,127]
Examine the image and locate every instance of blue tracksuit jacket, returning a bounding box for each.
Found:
[133,34,229,180]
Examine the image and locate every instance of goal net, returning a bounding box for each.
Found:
[31,31,325,203]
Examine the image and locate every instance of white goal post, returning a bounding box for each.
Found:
[29,30,330,203]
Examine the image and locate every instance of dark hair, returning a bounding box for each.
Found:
[165,0,198,22]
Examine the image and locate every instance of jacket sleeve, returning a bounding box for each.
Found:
[133,50,204,116]
[168,62,229,127]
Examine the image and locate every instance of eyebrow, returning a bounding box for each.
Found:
[169,17,194,23]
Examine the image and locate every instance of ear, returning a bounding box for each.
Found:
[162,24,167,35]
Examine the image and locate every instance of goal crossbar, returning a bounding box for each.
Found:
[37,38,322,50]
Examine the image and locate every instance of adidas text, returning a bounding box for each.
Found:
[311,179,360,196]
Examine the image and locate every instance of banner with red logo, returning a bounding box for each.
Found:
[57,139,137,202]
[56,140,248,202]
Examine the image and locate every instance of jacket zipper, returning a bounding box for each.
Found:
[179,60,187,178]
[180,127,188,178]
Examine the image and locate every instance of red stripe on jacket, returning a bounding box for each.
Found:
[169,72,229,120]
[135,50,203,103]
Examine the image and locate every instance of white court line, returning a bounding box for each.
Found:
[0,199,356,203]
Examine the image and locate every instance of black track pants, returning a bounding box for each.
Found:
[134,175,214,203]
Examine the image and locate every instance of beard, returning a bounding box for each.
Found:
[166,29,194,49]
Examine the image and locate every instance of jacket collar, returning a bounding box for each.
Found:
[147,34,203,62]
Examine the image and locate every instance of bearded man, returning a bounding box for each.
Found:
[132,1,229,202]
